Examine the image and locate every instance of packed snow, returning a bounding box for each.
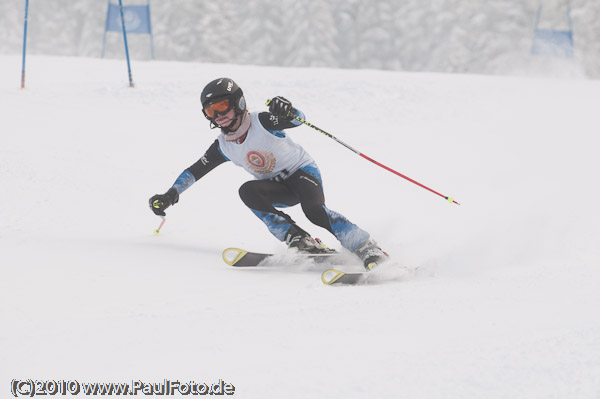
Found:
[1,55,600,398]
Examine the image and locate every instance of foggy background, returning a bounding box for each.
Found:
[1,0,599,78]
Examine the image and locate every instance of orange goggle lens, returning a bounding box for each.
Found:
[204,99,231,118]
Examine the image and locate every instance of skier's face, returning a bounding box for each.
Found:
[214,108,236,127]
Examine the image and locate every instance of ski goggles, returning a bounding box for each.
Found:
[203,99,232,118]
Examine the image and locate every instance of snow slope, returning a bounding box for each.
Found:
[1,55,600,398]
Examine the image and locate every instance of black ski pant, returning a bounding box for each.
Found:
[238,168,332,236]
[238,166,370,251]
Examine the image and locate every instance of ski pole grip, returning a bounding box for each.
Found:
[265,99,271,106]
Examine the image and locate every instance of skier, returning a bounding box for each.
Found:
[149,78,388,269]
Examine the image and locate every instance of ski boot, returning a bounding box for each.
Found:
[355,239,389,270]
[285,225,333,254]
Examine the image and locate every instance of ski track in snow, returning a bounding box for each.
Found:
[1,55,600,399]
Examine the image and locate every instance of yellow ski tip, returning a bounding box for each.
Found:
[366,262,378,271]
[222,248,248,266]
[321,269,346,285]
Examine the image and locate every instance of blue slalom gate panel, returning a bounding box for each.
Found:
[102,0,155,59]
[531,4,574,58]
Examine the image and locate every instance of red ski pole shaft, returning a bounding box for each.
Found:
[154,216,166,235]
[295,115,460,205]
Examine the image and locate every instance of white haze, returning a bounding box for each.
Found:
[0,0,599,78]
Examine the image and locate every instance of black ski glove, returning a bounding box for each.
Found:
[149,187,179,216]
[268,96,296,120]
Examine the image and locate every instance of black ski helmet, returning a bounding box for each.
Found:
[200,78,246,128]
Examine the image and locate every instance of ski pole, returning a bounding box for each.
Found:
[298,115,459,205]
[266,99,459,205]
[154,216,166,236]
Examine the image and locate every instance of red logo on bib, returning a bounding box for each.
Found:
[246,151,276,174]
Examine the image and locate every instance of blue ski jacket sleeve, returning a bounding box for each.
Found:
[257,108,305,132]
[170,139,229,195]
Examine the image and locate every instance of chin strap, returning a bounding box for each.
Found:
[209,113,237,131]
[223,111,251,142]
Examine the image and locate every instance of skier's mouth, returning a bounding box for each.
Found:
[215,115,233,126]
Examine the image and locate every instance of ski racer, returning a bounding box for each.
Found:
[149,78,387,269]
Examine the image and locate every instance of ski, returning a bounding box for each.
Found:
[321,269,369,285]
[321,261,382,285]
[223,248,385,286]
[222,247,344,267]
[222,248,270,267]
